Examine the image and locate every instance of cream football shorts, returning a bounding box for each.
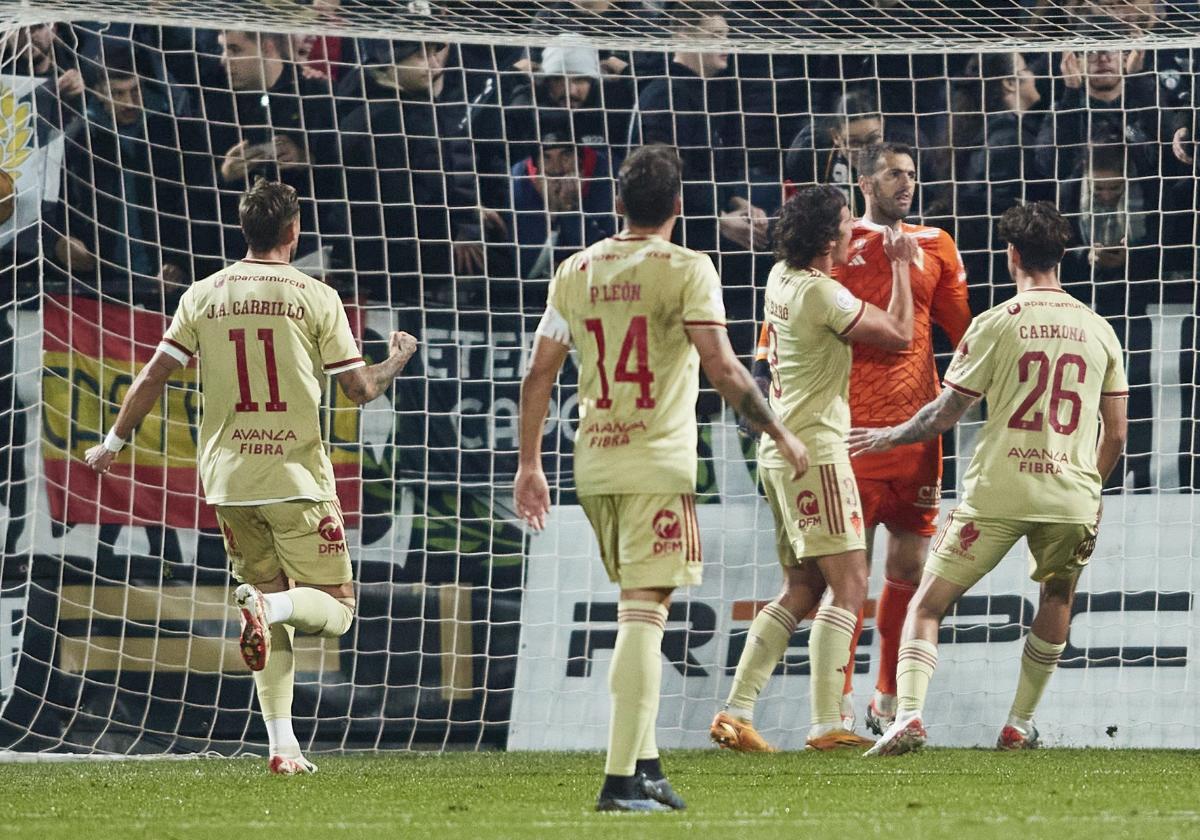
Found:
[760,462,867,566]
[216,498,352,586]
[578,492,703,589]
[926,508,1098,590]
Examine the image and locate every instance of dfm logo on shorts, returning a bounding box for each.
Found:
[795,491,821,530]
[318,515,347,554]
[652,509,683,556]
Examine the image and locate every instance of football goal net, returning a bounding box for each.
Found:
[0,0,1196,756]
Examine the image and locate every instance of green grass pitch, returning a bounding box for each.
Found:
[1,749,1196,840]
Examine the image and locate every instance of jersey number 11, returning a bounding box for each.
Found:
[230,328,288,413]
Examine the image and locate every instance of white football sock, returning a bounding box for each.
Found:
[263,591,294,625]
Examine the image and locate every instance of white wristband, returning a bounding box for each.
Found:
[103,429,126,453]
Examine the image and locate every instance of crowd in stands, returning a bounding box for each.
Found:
[0,0,1197,488]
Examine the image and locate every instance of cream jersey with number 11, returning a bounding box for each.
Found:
[944,287,1128,523]
[538,233,726,497]
[158,259,366,506]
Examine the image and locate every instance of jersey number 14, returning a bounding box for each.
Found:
[584,316,655,409]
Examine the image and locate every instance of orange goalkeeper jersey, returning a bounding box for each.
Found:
[755,218,971,428]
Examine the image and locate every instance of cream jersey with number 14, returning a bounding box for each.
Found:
[538,233,726,496]
[158,259,366,506]
[944,287,1128,523]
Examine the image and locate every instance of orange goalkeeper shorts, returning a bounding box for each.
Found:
[852,438,942,537]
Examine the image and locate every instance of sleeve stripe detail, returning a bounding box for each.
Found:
[944,380,983,398]
[162,338,193,357]
[837,300,867,336]
[323,356,364,372]
[1101,390,1130,397]
[158,341,192,365]
[683,320,726,327]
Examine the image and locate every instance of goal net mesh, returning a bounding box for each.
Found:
[0,0,1195,755]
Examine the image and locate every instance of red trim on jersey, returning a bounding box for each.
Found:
[683,320,726,327]
[837,300,867,336]
[241,258,291,265]
[944,380,983,398]
[323,356,365,371]
[162,338,194,358]
[1025,286,1068,293]
[689,495,701,564]
[610,233,651,241]
[1101,390,1130,397]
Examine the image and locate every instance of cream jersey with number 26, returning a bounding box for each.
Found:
[158,259,366,505]
[758,263,866,468]
[537,233,726,496]
[944,287,1128,523]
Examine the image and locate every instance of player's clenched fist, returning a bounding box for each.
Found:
[84,444,116,475]
[882,225,918,265]
[389,331,418,367]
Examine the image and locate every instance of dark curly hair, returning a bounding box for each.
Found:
[997,201,1072,272]
[774,185,848,269]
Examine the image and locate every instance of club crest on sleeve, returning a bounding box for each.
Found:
[835,289,858,312]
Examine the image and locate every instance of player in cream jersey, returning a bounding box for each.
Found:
[851,203,1128,755]
[86,180,418,774]
[712,184,918,753]
[160,258,363,505]
[550,231,726,497]
[516,146,807,812]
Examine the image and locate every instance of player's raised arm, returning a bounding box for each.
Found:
[687,325,809,479]
[84,349,184,475]
[336,331,419,405]
[842,225,915,351]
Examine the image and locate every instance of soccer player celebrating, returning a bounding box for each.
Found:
[711,184,915,753]
[852,202,1128,755]
[515,145,808,811]
[85,180,418,774]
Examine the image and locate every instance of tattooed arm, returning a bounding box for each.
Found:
[848,387,979,457]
